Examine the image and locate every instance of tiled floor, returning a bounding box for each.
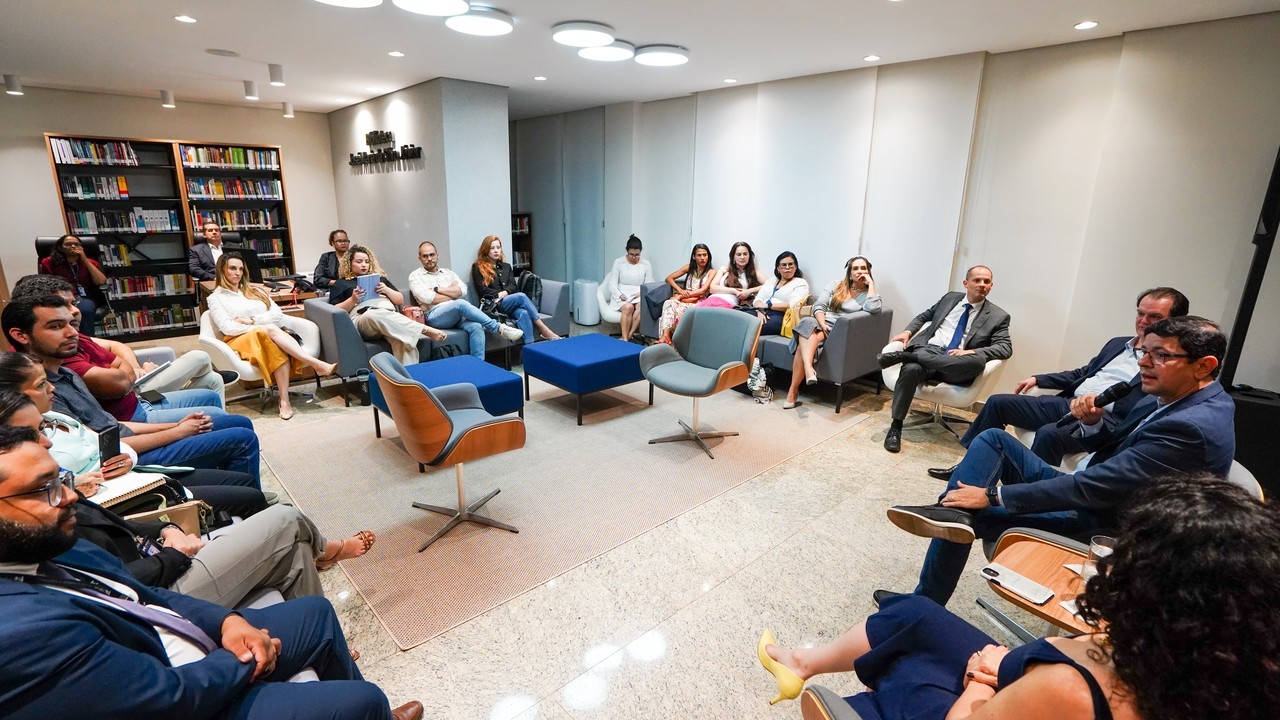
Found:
[147,325,1046,719]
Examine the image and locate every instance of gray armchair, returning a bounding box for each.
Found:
[799,686,866,720]
[638,280,672,339]
[639,306,762,459]
[758,309,895,413]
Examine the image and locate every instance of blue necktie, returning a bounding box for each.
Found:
[946,303,972,351]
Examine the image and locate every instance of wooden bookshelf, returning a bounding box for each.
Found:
[44,134,296,341]
[511,212,533,273]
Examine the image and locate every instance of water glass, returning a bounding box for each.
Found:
[1081,535,1116,582]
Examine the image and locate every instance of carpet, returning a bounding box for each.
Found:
[260,379,868,649]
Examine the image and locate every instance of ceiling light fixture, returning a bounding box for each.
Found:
[723,78,737,84]
[283,102,295,118]
[552,21,614,48]
[313,0,383,7]
[534,76,547,81]
[160,90,175,108]
[243,80,259,101]
[579,40,634,62]
[269,64,286,86]
[388,50,405,57]
[392,0,467,16]
[445,6,514,36]
[4,74,23,96]
[634,44,689,67]
[863,54,881,62]
[205,48,241,58]
[174,15,197,23]
[1074,20,1099,30]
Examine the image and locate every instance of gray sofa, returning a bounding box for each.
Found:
[464,278,570,351]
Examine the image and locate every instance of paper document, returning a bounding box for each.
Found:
[131,361,173,389]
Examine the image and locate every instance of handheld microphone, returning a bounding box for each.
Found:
[1055,381,1135,427]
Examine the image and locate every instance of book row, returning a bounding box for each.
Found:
[512,216,530,233]
[180,144,280,170]
[262,266,292,279]
[105,274,194,300]
[100,305,198,337]
[67,208,181,234]
[60,175,132,200]
[191,208,279,231]
[50,138,140,166]
[186,177,283,200]
[242,237,288,256]
[511,251,532,268]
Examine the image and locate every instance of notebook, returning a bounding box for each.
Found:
[92,472,169,508]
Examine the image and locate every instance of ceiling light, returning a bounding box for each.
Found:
[534,76,547,81]
[269,64,286,86]
[634,45,689,67]
[161,90,175,108]
[578,40,634,62]
[1074,20,1098,30]
[313,0,383,7]
[863,54,881,62]
[723,78,737,84]
[392,0,467,16]
[552,21,614,48]
[445,6,514,36]
[4,74,23,96]
[206,48,241,58]
[388,50,405,57]
[334,97,349,102]
[174,15,197,23]
[283,102,294,118]
[243,80,259,101]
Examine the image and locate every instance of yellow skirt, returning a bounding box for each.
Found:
[225,327,305,387]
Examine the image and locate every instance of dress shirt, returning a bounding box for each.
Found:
[1074,338,1140,397]
[47,366,133,437]
[205,287,286,337]
[758,277,811,308]
[928,299,985,349]
[408,266,467,307]
[209,244,224,268]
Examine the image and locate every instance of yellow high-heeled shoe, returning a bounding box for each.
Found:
[757,629,804,705]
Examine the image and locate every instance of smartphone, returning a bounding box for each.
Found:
[98,425,121,462]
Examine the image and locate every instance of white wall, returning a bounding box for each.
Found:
[632,97,698,280]
[513,115,566,279]
[441,80,512,281]
[0,87,338,292]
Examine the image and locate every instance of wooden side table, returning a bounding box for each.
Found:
[985,530,1093,635]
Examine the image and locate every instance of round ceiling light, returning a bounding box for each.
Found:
[445,6,514,36]
[205,48,241,58]
[552,21,614,48]
[1074,20,1099,30]
[578,40,635,62]
[392,0,468,16]
[634,44,689,67]
[313,0,384,7]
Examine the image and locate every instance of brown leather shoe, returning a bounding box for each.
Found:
[392,700,424,720]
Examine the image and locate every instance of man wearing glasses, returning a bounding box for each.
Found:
[884,315,1236,605]
[406,240,523,359]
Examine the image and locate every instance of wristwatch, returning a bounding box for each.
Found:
[986,485,1001,507]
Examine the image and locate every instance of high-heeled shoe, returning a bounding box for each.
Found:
[805,370,818,386]
[757,629,804,705]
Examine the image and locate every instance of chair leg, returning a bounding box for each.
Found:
[835,383,845,414]
[976,597,1038,645]
[411,463,518,552]
[374,408,381,438]
[648,397,738,459]
[902,403,973,438]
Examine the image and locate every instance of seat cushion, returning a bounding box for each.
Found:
[522,334,644,395]
[370,355,524,417]
[644,360,721,397]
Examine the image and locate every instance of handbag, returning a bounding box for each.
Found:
[401,305,426,324]
[746,358,772,403]
[479,297,513,325]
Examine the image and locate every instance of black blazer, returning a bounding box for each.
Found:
[903,291,1013,363]
[187,241,241,281]
[313,251,340,289]
[73,496,191,588]
[471,261,517,301]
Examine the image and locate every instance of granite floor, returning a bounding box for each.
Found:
[143,325,1049,720]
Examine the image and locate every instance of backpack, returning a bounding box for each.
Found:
[517,270,543,309]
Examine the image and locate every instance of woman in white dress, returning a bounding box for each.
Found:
[206,253,335,420]
[605,234,655,342]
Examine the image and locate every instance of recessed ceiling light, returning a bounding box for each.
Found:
[864,54,881,62]
[366,86,381,91]
[313,0,384,7]
[4,75,23,96]
[534,76,547,81]
[269,64,286,87]
[174,15,197,23]
[334,97,350,103]
[1074,20,1099,30]
[552,21,614,48]
[392,0,467,15]
[161,90,176,108]
[206,48,241,58]
[388,50,406,57]
[243,80,259,101]
[578,41,635,62]
[283,102,295,118]
[445,6,514,36]
[634,44,689,67]
[723,78,737,84]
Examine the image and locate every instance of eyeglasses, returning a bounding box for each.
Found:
[626,252,641,258]
[0,469,75,506]
[778,262,796,268]
[62,242,83,249]
[1134,347,1194,365]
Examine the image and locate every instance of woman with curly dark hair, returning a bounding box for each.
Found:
[757,474,1279,719]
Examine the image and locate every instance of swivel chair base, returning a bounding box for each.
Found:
[648,398,736,459]
[412,464,518,551]
[901,403,972,439]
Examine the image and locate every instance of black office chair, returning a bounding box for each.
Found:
[35,235,104,265]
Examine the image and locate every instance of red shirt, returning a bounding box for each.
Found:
[39,256,102,292]
[62,333,139,421]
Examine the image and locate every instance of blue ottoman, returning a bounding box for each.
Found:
[522,334,653,425]
[370,355,524,437]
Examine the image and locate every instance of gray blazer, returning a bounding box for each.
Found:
[903,291,1012,363]
[187,241,241,281]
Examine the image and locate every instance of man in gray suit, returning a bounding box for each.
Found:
[187,222,240,281]
[877,265,1012,452]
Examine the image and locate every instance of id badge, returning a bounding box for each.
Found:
[138,538,163,557]
[77,285,88,298]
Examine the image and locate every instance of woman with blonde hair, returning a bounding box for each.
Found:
[470,235,560,343]
[328,244,448,366]
[783,255,881,409]
[206,253,335,420]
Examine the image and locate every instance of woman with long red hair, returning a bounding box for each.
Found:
[470,235,560,343]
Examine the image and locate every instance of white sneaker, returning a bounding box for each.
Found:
[497,324,524,342]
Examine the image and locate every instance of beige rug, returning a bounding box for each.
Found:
[261,380,868,649]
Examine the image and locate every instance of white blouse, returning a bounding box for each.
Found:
[606,256,655,304]
[205,286,286,337]
[757,277,811,309]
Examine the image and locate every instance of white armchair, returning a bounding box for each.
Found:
[198,311,324,410]
[597,270,623,325]
[880,339,1005,438]
[1011,386,1089,471]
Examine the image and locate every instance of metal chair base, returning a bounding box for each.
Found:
[412,464,518,551]
[648,398,736,459]
[902,403,972,439]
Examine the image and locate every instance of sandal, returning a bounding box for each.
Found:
[317,530,376,570]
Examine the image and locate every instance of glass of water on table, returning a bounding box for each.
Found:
[1081,535,1117,582]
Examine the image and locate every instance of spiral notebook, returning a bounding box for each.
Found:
[93,472,169,508]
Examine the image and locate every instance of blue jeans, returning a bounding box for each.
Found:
[427,299,500,359]
[498,292,539,343]
[131,388,227,423]
[914,428,1091,605]
[135,413,261,486]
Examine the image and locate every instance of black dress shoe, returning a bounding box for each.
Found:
[927,463,958,481]
[216,369,241,385]
[876,351,906,369]
[872,589,904,608]
[883,426,902,453]
[886,504,976,543]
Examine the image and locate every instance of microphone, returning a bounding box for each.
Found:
[1055,381,1135,427]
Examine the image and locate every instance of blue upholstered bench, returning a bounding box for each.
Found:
[370,355,524,438]
[522,334,652,425]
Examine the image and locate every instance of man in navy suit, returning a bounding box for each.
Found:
[929,287,1189,472]
[885,315,1235,605]
[0,426,423,720]
[877,266,1013,452]
[188,222,241,281]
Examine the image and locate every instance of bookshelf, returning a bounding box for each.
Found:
[511,212,533,273]
[44,134,295,341]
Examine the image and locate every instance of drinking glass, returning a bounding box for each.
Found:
[1081,535,1116,582]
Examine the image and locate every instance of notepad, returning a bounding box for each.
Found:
[131,361,172,390]
[92,472,169,508]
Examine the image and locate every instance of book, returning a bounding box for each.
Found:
[356,273,381,300]
[92,471,169,508]
[131,360,172,389]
